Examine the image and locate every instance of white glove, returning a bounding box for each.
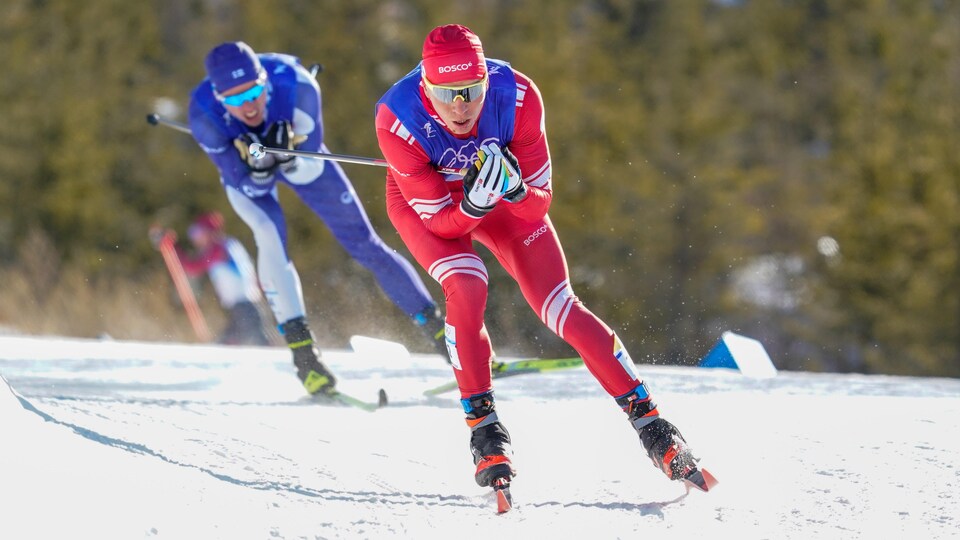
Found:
[497,145,526,202]
[460,143,510,217]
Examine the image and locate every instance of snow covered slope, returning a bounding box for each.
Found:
[1,335,958,539]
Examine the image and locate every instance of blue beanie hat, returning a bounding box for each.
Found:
[204,41,263,92]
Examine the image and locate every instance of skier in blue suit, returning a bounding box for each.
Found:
[189,41,444,395]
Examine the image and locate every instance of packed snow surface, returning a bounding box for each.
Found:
[1,335,957,539]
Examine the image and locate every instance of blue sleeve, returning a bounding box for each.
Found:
[188,95,272,196]
[291,69,324,152]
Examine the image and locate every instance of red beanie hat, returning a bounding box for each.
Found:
[421,24,486,85]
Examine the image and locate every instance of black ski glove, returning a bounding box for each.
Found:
[233,133,277,184]
[264,120,298,173]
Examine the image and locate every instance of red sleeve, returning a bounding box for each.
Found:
[375,104,482,239]
[502,70,552,222]
[176,242,228,277]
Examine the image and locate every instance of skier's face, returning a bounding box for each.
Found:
[423,77,486,136]
[220,79,268,127]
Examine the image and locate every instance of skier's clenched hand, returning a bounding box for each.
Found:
[233,133,278,184]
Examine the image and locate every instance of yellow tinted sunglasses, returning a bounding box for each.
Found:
[423,75,488,104]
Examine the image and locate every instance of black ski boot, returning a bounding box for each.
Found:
[463,391,516,487]
[414,306,450,361]
[616,382,699,481]
[280,317,337,395]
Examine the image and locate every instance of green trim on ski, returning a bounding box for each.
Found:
[492,356,584,376]
[424,357,584,396]
[308,388,387,412]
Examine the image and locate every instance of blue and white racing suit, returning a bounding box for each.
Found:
[188,53,436,326]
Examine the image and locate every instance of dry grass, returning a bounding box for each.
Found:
[0,228,218,342]
[0,229,540,357]
[0,265,217,343]
[0,229,418,349]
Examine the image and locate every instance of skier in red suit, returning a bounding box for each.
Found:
[375,24,704,490]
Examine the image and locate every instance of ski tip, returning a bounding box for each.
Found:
[493,477,513,514]
[683,467,719,492]
[495,488,512,514]
[377,388,389,408]
[700,468,719,490]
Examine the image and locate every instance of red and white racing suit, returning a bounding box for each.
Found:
[376,65,644,400]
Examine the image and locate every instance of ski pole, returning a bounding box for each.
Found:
[248,143,388,168]
[146,63,464,175]
[248,143,466,176]
[147,111,466,175]
[146,113,192,135]
[145,110,447,173]
[157,232,213,342]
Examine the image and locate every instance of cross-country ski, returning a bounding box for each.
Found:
[305,388,388,412]
[423,356,586,396]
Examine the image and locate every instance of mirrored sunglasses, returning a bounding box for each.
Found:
[423,76,487,104]
[219,83,265,107]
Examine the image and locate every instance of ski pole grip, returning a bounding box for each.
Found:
[146,113,193,135]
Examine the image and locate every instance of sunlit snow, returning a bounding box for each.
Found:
[1,335,957,539]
